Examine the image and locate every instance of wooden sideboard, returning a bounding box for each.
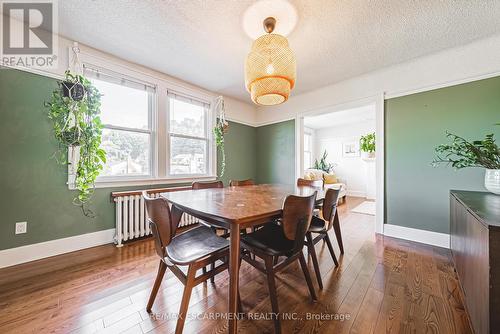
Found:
[450,191,500,334]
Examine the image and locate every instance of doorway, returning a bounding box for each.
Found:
[296,96,384,234]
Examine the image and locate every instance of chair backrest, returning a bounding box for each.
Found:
[142,191,177,258]
[229,179,255,187]
[322,188,341,230]
[281,192,317,254]
[297,178,323,187]
[191,180,224,190]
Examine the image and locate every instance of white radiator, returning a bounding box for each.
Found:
[113,188,199,247]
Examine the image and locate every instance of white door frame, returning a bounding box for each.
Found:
[295,93,385,234]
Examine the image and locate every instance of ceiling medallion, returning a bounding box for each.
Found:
[244,16,296,106]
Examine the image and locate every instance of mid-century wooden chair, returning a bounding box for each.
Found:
[229,179,255,186]
[191,181,227,238]
[297,178,324,211]
[240,192,318,334]
[191,180,224,190]
[191,180,228,283]
[142,191,229,334]
[304,187,342,289]
[297,178,324,187]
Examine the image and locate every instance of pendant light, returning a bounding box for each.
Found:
[245,17,296,106]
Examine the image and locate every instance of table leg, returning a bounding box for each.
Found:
[228,224,241,334]
[171,204,183,229]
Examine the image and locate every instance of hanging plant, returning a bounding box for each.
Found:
[213,96,228,177]
[45,70,106,217]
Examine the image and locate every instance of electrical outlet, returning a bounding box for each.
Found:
[15,222,27,234]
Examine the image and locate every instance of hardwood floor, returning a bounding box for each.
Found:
[0,197,472,334]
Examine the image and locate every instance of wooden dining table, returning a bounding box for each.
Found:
[160,183,332,334]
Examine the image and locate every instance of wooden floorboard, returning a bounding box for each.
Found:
[0,196,473,334]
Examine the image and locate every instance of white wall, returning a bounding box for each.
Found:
[314,120,375,197]
[256,33,500,124]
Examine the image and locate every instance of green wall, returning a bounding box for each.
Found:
[0,69,259,250]
[217,121,257,186]
[256,119,296,185]
[385,76,500,234]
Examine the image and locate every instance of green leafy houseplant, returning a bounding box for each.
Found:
[213,123,227,177]
[433,132,500,169]
[433,128,500,195]
[360,132,376,153]
[213,96,228,177]
[46,71,106,216]
[313,150,334,173]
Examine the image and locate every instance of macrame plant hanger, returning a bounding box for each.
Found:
[71,41,83,76]
[215,96,228,132]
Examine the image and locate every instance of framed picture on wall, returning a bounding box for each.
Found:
[342,141,360,157]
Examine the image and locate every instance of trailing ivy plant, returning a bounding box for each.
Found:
[45,70,106,217]
[213,96,228,177]
[313,150,335,173]
[214,124,226,176]
[432,131,500,169]
[360,132,376,153]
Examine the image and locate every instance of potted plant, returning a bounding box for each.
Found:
[313,150,335,173]
[61,80,86,101]
[213,96,228,177]
[45,70,106,216]
[433,129,500,195]
[360,132,376,159]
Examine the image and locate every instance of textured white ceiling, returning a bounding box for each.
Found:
[59,0,500,103]
[304,105,375,129]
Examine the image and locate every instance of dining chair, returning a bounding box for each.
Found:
[304,187,342,290]
[191,180,228,283]
[240,192,318,334]
[229,179,255,186]
[142,191,230,334]
[297,178,324,211]
[297,178,324,187]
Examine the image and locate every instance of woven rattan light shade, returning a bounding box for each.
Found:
[245,33,296,106]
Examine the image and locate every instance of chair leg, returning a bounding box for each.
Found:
[147,260,167,312]
[324,233,339,266]
[298,252,317,302]
[332,213,344,254]
[264,256,281,334]
[306,232,323,290]
[175,264,196,334]
[210,262,215,284]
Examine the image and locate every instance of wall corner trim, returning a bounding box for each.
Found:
[383,224,450,249]
[0,229,116,269]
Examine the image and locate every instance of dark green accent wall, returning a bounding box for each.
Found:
[0,69,258,250]
[256,119,296,185]
[385,76,500,234]
[217,120,257,185]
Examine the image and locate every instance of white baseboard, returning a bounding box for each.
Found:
[383,224,449,248]
[0,229,116,269]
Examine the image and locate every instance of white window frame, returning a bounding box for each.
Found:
[83,64,157,183]
[67,49,217,188]
[98,95,156,183]
[166,92,213,178]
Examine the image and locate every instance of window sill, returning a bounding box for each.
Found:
[91,176,217,189]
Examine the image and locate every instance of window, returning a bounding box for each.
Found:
[304,132,312,169]
[168,93,209,176]
[84,66,155,179]
[74,61,215,187]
